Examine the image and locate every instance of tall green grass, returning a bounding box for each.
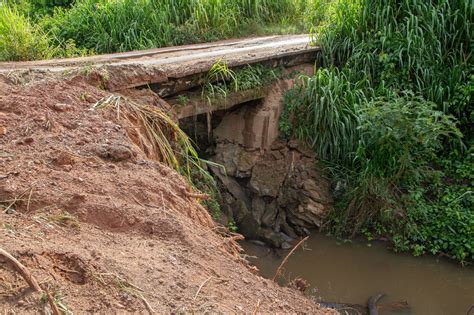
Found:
[0,5,54,61]
[38,0,313,55]
[282,0,473,261]
[0,0,331,60]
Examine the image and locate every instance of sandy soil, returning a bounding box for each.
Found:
[0,74,334,313]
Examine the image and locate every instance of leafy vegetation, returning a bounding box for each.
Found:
[0,0,324,61]
[0,5,54,61]
[203,60,282,100]
[281,0,473,262]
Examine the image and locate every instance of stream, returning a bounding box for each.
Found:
[241,234,474,315]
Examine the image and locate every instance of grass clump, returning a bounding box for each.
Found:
[93,94,208,180]
[35,211,81,229]
[0,5,55,61]
[93,94,222,218]
[203,60,282,100]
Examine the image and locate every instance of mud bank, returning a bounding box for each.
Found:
[0,74,334,313]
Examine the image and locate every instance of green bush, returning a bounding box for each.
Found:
[0,6,55,61]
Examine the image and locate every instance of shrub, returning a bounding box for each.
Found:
[0,6,55,61]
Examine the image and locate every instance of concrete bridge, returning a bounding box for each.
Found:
[0,34,318,90]
[1,35,320,149]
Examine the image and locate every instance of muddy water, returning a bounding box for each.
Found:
[241,234,474,315]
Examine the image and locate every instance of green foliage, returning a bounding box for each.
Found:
[283,0,473,262]
[11,0,75,18]
[12,0,315,59]
[0,5,55,61]
[1,0,335,61]
[203,61,282,99]
[355,97,461,182]
[316,0,472,121]
[403,183,473,262]
[280,68,368,163]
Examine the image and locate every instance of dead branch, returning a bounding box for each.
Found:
[0,248,61,315]
[252,299,261,315]
[193,276,213,300]
[139,294,155,315]
[0,248,41,291]
[272,236,309,282]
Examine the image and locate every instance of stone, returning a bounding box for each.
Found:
[251,197,266,225]
[93,144,135,161]
[52,103,74,112]
[261,202,278,228]
[211,167,251,208]
[235,149,260,178]
[281,221,298,239]
[280,232,294,243]
[260,228,283,248]
[212,143,261,178]
[238,213,261,239]
[5,207,16,214]
[281,242,293,250]
[288,139,299,149]
[249,157,287,197]
[232,200,249,224]
[270,140,286,150]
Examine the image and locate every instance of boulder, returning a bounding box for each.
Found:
[249,157,287,197]
[232,200,249,224]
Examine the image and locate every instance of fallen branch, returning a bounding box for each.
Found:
[368,293,385,315]
[193,276,213,300]
[0,248,41,291]
[272,236,309,282]
[252,299,261,315]
[0,248,61,315]
[138,293,155,315]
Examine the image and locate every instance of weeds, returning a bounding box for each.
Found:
[0,6,54,61]
[39,289,72,315]
[93,272,154,313]
[202,60,282,101]
[93,94,220,191]
[36,212,80,229]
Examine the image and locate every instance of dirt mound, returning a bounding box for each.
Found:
[0,75,334,313]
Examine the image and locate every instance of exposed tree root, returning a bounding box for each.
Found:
[193,276,213,300]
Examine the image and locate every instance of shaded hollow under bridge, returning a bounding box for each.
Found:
[0,35,320,149]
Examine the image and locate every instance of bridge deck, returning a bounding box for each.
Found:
[0,35,318,74]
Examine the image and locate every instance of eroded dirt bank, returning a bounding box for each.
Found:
[0,75,335,313]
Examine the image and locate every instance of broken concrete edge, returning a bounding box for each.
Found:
[170,87,269,119]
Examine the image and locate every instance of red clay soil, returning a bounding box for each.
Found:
[0,74,335,313]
